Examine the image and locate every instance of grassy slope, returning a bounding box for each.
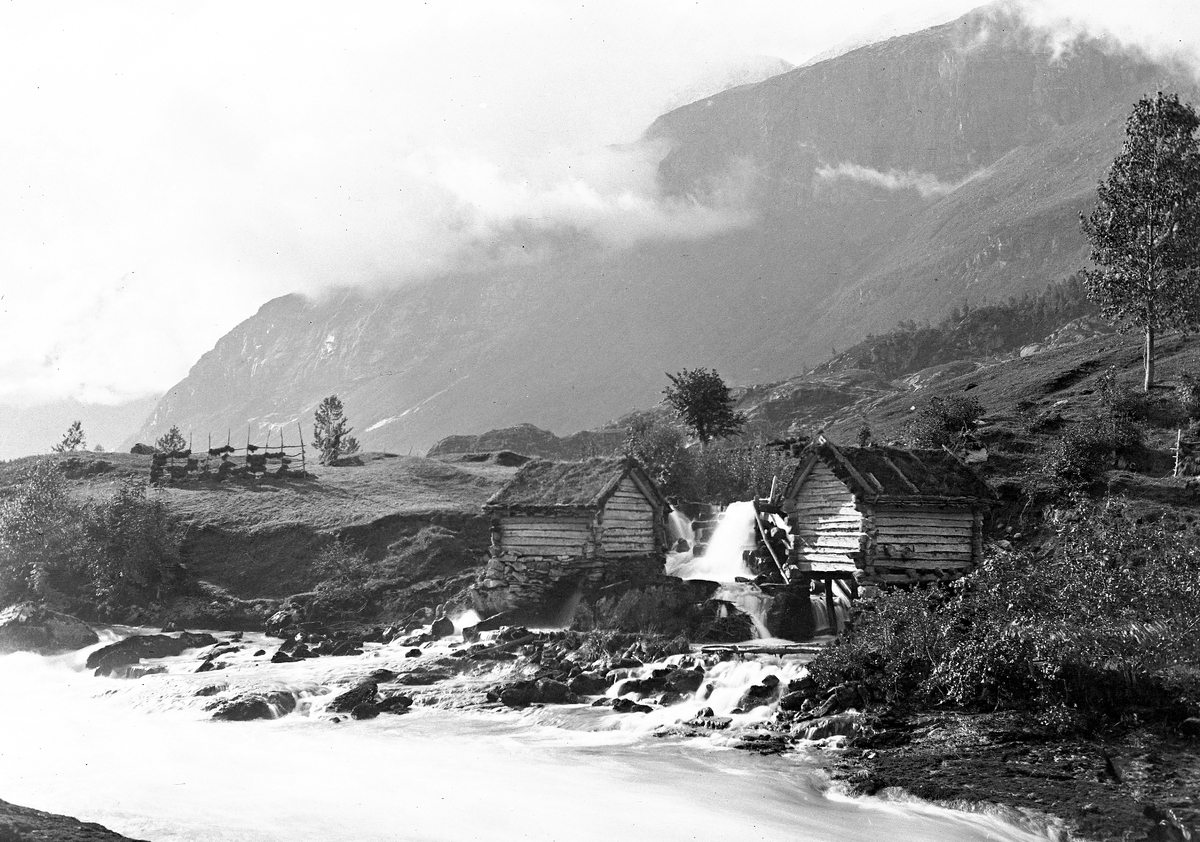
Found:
[0,451,517,602]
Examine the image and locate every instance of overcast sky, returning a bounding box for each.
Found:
[1,0,1197,410]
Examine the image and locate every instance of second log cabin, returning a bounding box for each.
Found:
[781,433,994,586]
[473,456,671,617]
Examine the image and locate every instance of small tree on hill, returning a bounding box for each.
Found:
[1081,91,1200,391]
[52,420,85,453]
[663,368,747,447]
[313,394,360,466]
[155,425,187,453]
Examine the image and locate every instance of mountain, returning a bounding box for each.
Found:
[126,5,1198,455]
[660,55,795,112]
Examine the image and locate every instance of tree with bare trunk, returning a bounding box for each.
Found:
[1081,91,1200,391]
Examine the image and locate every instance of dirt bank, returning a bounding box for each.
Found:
[825,710,1200,841]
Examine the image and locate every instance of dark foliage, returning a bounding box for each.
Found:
[155,425,187,453]
[810,502,1200,723]
[52,420,85,454]
[624,412,691,499]
[821,275,1096,379]
[314,394,360,466]
[904,394,983,448]
[0,462,185,616]
[663,368,747,445]
[1081,92,1200,390]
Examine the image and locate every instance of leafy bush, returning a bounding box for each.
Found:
[0,462,185,616]
[810,502,1200,723]
[682,443,793,505]
[82,478,184,611]
[308,539,375,618]
[904,394,983,448]
[625,412,693,498]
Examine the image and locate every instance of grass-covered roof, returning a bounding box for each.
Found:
[792,435,994,502]
[484,456,666,511]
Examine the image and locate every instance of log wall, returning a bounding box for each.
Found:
[599,476,658,556]
[497,515,594,558]
[865,505,976,580]
[790,462,863,572]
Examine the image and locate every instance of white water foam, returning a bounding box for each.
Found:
[0,632,1059,842]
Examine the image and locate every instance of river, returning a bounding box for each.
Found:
[0,631,1060,842]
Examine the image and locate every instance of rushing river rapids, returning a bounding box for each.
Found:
[0,629,1061,842]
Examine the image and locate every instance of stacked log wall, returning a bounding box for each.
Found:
[789,462,863,573]
[496,515,594,558]
[598,477,659,557]
[866,505,977,583]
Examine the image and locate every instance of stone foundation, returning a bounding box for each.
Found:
[472,552,665,620]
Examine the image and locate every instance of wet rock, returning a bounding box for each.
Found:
[397,671,451,686]
[0,603,99,655]
[794,712,867,741]
[253,649,266,656]
[270,650,299,664]
[327,680,378,714]
[658,692,684,707]
[1180,718,1200,739]
[591,698,613,707]
[430,616,455,639]
[405,648,422,658]
[195,660,216,673]
[369,669,397,683]
[195,684,226,697]
[611,698,652,714]
[209,691,297,721]
[265,609,300,638]
[377,694,413,714]
[108,665,167,680]
[568,672,609,696]
[87,632,218,677]
[664,668,705,695]
[351,702,380,720]
[736,676,782,710]
[331,640,363,657]
[787,675,818,697]
[535,679,573,704]
[778,691,808,713]
[499,681,537,708]
[683,712,732,730]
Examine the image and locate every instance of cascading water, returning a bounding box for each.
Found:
[665,500,757,582]
[0,632,1060,842]
[666,502,775,637]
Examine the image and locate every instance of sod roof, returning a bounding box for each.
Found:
[484,456,667,511]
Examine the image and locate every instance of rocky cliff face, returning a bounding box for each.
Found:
[127,6,1197,455]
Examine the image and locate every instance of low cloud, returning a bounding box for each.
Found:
[814,162,977,198]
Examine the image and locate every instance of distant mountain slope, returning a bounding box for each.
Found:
[127,5,1197,455]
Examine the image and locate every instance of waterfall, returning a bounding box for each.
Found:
[666,501,757,582]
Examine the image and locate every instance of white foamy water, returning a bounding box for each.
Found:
[667,500,758,582]
[0,633,1059,842]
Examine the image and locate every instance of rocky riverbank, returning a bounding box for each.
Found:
[8,610,1200,842]
[0,797,148,841]
[818,709,1200,842]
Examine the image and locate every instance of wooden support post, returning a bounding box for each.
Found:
[297,422,307,474]
[1175,429,1183,478]
[824,577,837,634]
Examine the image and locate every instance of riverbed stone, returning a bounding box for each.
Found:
[351,702,380,720]
[209,691,297,721]
[87,632,218,677]
[327,680,378,714]
[377,694,413,713]
[568,672,608,695]
[0,602,99,655]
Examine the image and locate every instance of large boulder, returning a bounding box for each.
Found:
[327,680,378,714]
[208,691,298,721]
[0,603,99,655]
[86,632,218,677]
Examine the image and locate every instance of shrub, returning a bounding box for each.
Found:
[625,412,693,499]
[681,443,793,505]
[809,502,1200,722]
[308,539,375,618]
[0,464,185,616]
[904,394,983,448]
[81,478,184,611]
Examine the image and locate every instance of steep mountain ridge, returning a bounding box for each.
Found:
[127,5,1197,455]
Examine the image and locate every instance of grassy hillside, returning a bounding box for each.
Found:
[0,451,518,619]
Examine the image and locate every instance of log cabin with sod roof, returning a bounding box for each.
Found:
[780,434,994,593]
[473,457,671,617]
